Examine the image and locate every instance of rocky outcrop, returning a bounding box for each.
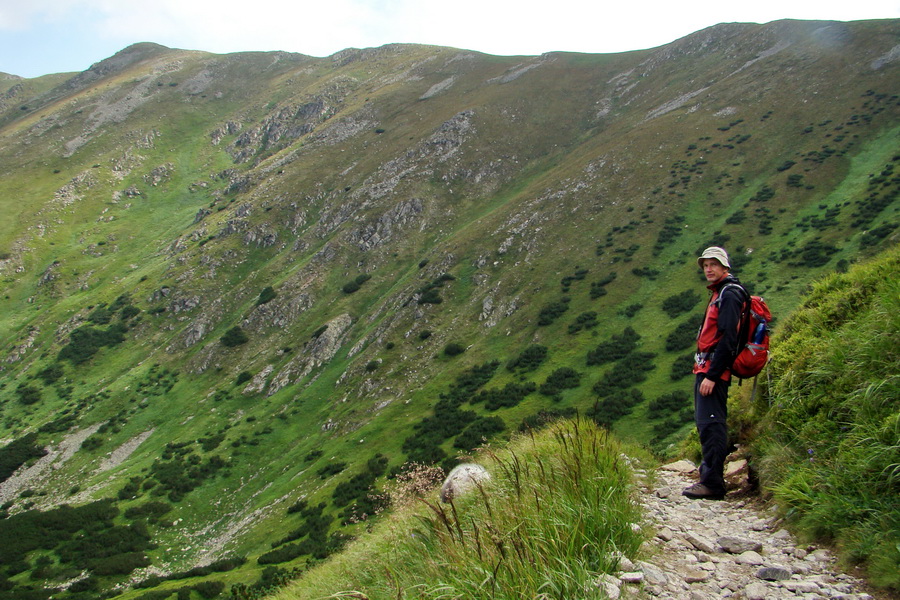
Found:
[348,198,424,251]
[267,313,353,396]
[5,326,40,363]
[144,163,175,186]
[242,291,313,331]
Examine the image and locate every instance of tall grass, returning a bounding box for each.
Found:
[272,418,644,600]
[753,246,900,591]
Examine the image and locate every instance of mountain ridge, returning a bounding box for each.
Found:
[0,17,897,599]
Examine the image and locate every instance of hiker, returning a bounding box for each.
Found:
[684,246,746,500]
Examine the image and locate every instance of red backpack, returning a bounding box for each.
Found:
[721,283,772,379]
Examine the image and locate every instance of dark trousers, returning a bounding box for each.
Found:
[694,373,730,494]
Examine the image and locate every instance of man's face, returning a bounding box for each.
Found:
[700,258,728,283]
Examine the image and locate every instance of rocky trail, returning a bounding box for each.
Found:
[598,459,883,600]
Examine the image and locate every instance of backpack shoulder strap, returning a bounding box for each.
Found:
[715,282,749,306]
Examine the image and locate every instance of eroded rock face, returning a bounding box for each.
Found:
[266,313,353,396]
[348,197,424,251]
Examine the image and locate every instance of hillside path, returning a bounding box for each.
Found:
[600,460,880,600]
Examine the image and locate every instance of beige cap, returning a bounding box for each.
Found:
[697,246,731,268]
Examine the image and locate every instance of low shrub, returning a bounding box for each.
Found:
[539,367,582,396]
[0,434,47,483]
[454,416,506,451]
[256,286,277,305]
[537,297,570,326]
[443,343,465,357]
[587,326,640,366]
[506,345,548,373]
[661,290,701,319]
[221,326,249,347]
[15,384,42,405]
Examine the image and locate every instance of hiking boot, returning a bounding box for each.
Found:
[682,482,725,500]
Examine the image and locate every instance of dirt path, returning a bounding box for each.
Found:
[599,461,879,599]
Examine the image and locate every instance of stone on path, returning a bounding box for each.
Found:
[756,566,791,581]
[717,535,763,554]
[661,459,696,473]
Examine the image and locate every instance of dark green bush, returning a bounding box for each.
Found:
[235,371,252,385]
[631,267,659,280]
[0,434,47,483]
[518,408,577,431]
[473,382,536,410]
[124,501,172,522]
[665,314,703,352]
[221,327,248,347]
[15,384,42,406]
[402,362,498,464]
[587,327,640,366]
[620,303,643,318]
[316,462,347,479]
[256,286,277,305]
[560,268,589,292]
[507,345,548,373]
[661,290,701,318]
[37,363,64,384]
[81,434,104,451]
[568,311,598,334]
[454,416,506,451]
[539,367,582,396]
[87,305,113,325]
[58,323,127,364]
[589,271,617,298]
[653,215,686,254]
[588,389,645,427]
[592,355,657,398]
[416,273,455,304]
[670,354,696,380]
[443,342,466,356]
[120,305,141,320]
[647,390,691,419]
[332,454,388,507]
[537,297,570,326]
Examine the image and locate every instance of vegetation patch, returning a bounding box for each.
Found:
[754,248,900,590]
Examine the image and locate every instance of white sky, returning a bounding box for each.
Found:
[1,0,898,78]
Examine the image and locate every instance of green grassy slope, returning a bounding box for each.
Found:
[751,246,899,590]
[0,18,897,599]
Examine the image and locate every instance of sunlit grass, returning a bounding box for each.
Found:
[273,417,645,600]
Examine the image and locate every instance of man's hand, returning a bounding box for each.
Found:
[699,377,716,396]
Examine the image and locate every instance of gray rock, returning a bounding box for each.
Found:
[734,550,764,565]
[744,582,769,600]
[638,561,668,586]
[756,566,791,581]
[685,532,717,553]
[657,526,675,541]
[683,568,711,583]
[595,574,621,599]
[718,535,763,554]
[620,571,644,584]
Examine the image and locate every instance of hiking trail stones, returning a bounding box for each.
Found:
[598,460,875,599]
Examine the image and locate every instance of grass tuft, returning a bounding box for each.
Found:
[272,418,644,600]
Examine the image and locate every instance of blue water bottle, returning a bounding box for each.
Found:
[752,321,767,344]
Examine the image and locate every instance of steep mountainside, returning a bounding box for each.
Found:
[0,19,897,598]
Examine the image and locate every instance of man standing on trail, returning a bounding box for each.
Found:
[684,246,746,500]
